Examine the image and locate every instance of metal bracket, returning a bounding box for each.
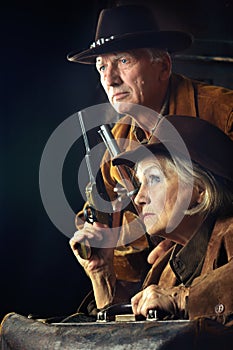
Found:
[97,303,158,322]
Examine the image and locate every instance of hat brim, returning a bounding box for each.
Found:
[67,30,193,64]
[112,143,167,168]
[112,115,233,182]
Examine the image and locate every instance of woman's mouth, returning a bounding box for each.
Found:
[141,212,155,221]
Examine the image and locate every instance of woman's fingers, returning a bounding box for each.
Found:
[69,223,104,250]
[69,221,115,270]
[147,239,173,264]
[131,285,162,317]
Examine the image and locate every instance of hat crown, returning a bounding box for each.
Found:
[95,5,160,41]
[67,4,193,63]
[113,115,233,182]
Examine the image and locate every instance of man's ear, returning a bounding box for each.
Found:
[158,53,172,81]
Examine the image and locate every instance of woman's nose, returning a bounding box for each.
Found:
[134,183,150,206]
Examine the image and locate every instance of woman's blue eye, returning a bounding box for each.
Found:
[148,175,161,185]
[99,65,106,72]
[121,58,127,64]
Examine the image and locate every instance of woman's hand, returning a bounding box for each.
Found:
[70,221,119,308]
[69,221,118,273]
[147,239,174,264]
[131,284,189,319]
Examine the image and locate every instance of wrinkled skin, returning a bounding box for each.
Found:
[131,284,189,319]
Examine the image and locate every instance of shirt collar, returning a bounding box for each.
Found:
[132,85,170,144]
[169,216,216,286]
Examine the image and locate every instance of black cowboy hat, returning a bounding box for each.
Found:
[67,5,193,64]
[112,115,233,183]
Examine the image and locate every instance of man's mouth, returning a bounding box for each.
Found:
[112,92,129,101]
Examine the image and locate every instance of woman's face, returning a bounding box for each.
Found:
[134,155,198,240]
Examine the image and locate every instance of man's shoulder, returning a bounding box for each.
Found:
[177,73,233,105]
[195,80,233,103]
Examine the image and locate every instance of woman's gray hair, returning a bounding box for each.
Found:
[169,155,233,218]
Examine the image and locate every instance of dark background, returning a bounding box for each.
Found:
[1,0,233,322]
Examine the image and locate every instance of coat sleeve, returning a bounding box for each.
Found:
[188,258,233,323]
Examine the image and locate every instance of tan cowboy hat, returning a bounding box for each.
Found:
[113,115,233,183]
[67,4,193,64]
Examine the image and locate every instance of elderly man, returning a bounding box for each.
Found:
[67,4,233,302]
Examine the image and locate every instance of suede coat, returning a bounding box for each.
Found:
[77,73,233,283]
[141,216,233,324]
[102,73,233,196]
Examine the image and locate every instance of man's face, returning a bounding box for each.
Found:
[96,49,170,112]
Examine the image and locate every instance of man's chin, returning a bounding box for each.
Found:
[112,101,135,114]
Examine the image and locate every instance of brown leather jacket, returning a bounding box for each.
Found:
[78,73,233,283]
[102,72,233,204]
[142,216,233,324]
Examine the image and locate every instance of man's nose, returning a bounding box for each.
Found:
[103,66,122,86]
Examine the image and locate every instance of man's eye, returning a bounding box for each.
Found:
[120,58,128,64]
[97,64,106,72]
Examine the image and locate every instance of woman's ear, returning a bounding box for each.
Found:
[196,185,205,204]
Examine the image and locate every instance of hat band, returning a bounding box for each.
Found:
[90,35,115,49]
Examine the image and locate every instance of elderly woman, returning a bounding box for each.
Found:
[70,115,233,324]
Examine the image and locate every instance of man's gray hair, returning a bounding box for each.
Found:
[146,48,170,62]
